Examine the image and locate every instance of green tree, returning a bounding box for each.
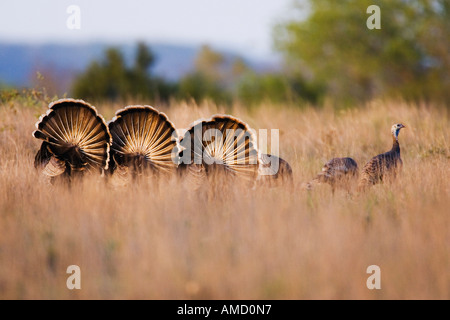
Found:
[231,57,249,78]
[178,72,227,103]
[236,71,323,106]
[128,42,155,97]
[134,42,155,73]
[72,48,128,100]
[274,0,450,105]
[72,43,175,102]
[177,45,231,104]
[237,73,288,105]
[194,45,225,81]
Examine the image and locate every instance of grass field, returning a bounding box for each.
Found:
[0,97,448,299]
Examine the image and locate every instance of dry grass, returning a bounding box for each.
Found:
[0,98,448,299]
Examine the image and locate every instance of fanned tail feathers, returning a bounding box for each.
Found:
[32,99,111,177]
[108,105,179,178]
[178,114,260,187]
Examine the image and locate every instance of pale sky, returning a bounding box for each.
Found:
[0,0,299,58]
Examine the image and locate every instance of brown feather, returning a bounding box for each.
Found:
[306,157,358,193]
[257,153,293,188]
[178,114,259,185]
[358,124,405,191]
[108,105,179,179]
[33,99,111,177]
[42,156,67,177]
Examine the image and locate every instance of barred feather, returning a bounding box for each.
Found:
[358,151,402,189]
[305,157,358,193]
[358,124,405,191]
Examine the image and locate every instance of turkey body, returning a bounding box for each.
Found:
[307,157,359,193]
[107,105,179,184]
[358,142,402,189]
[257,153,293,188]
[33,99,111,180]
[358,123,405,191]
[177,115,260,190]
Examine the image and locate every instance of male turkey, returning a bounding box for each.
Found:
[177,115,260,189]
[108,105,179,183]
[257,153,293,188]
[305,157,359,193]
[358,123,406,191]
[33,99,111,180]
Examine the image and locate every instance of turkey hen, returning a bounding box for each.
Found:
[358,123,406,191]
[305,157,358,193]
[257,153,293,188]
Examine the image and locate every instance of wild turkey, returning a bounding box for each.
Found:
[177,114,259,189]
[33,99,111,180]
[305,157,359,193]
[257,153,293,188]
[108,105,179,183]
[358,123,406,191]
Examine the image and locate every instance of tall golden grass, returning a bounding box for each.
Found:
[0,98,448,299]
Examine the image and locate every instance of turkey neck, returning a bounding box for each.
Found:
[391,135,400,154]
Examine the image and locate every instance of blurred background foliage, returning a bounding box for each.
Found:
[70,41,325,107]
[72,43,177,102]
[274,0,450,106]
[2,0,450,108]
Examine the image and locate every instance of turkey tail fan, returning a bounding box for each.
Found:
[257,153,293,188]
[32,99,112,177]
[108,106,179,179]
[178,114,260,185]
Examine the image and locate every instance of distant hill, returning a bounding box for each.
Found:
[0,42,280,94]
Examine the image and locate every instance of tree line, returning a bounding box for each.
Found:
[71,42,307,106]
[72,0,450,108]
